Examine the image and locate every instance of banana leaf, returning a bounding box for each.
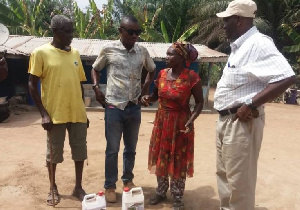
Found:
[140,27,164,42]
[0,2,22,26]
[161,20,169,43]
[178,24,199,41]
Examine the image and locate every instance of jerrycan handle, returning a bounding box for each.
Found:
[83,193,97,202]
[131,187,143,195]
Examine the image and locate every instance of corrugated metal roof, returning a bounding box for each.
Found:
[0,35,228,63]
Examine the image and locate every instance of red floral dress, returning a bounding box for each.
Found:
[148,68,201,179]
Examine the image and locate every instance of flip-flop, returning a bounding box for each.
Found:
[72,188,86,201]
[47,189,60,206]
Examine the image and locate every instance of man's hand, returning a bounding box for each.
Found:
[0,57,8,81]
[42,113,53,131]
[94,88,106,107]
[233,104,253,122]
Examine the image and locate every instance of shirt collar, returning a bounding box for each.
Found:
[230,26,258,52]
[118,39,138,53]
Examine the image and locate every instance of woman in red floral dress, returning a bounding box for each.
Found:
[141,41,204,209]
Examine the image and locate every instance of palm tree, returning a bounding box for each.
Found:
[112,0,200,43]
[190,0,231,53]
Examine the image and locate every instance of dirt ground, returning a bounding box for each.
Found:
[1,93,300,210]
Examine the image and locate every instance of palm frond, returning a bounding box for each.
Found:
[283,45,300,53]
[172,17,181,43]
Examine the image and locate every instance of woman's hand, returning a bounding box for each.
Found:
[180,121,192,134]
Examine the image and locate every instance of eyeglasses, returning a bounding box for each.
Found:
[121,26,142,36]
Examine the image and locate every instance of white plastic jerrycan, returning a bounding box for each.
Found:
[122,187,144,210]
[82,191,106,210]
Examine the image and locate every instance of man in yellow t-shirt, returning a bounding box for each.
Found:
[28,15,88,206]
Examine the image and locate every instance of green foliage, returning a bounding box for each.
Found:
[198,62,225,86]
[139,26,164,42]
[112,0,136,21]
[254,18,273,36]
[0,1,22,27]
[115,0,200,43]
[190,0,231,52]
[178,24,199,42]
[160,0,198,41]
[160,20,169,43]
[172,18,181,42]
[281,24,300,53]
[73,1,88,38]
[0,0,297,76]
[0,0,74,36]
[190,0,299,74]
[0,0,118,39]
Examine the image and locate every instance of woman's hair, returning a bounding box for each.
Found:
[51,15,72,30]
[172,41,198,67]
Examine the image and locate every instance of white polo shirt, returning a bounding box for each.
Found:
[214,26,295,111]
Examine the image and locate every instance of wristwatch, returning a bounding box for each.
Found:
[92,84,100,91]
[245,98,256,110]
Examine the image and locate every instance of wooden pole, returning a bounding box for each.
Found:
[48,131,55,208]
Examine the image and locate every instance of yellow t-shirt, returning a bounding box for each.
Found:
[28,43,87,124]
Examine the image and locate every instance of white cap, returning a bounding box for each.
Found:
[216,0,257,18]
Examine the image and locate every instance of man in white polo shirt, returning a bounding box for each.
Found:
[214,0,295,209]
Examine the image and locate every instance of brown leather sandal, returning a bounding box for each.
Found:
[46,189,60,206]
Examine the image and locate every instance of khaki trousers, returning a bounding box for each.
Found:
[216,106,265,210]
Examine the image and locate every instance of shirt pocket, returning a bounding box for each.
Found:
[223,67,250,88]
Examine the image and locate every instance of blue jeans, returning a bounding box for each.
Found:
[104,103,141,189]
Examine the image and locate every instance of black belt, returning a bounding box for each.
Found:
[125,101,136,108]
[218,106,241,116]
